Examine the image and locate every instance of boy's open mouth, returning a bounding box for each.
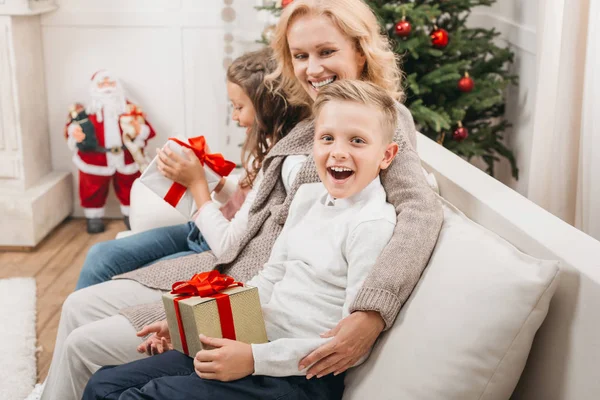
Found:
[327,166,354,181]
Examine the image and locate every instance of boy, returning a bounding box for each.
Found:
[83,80,400,400]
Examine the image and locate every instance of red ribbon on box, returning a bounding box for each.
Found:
[170,271,243,356]
[163,136,237,208]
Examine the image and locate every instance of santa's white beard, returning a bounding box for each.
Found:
[87,89,127,122]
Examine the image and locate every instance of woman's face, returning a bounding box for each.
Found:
[227,81,256,135]
[287,14,366,101]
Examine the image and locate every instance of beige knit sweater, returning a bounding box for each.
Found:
[117,103,443,331]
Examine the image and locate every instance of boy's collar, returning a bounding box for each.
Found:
[323,176,382,208]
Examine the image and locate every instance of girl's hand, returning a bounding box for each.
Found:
[194,335,254,382]
[298,311,384,378]
[156,147,206,188]
[136,320,173,356]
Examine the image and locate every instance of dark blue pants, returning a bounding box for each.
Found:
[83,350,345,400]
[76,222,210,289]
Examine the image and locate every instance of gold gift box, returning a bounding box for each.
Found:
[162,285,268,356]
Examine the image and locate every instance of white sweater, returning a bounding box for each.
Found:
[195,155,307,258]
[247,177,396,377]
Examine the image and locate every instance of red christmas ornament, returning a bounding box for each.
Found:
[281,0,294,7]
[394,18,412,37]
[453,122,468,142]
[458,72,475,92]
[431,27,449,48]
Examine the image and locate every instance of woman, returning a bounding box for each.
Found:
[39,0,443,399]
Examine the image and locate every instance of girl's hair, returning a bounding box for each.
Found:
[227,48,310,188]
[267,0,404,107]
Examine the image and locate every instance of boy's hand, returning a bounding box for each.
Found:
[194,334,254,382]
[299,311,384,378]
[136,320,173,356]
[157,147,206,188]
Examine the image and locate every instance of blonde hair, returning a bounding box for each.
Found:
[267,0,404,107]
[313,80,398,141]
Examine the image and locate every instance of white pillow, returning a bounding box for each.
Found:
[343,198,560,400]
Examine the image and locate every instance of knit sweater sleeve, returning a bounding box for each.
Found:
[349,103,443,330]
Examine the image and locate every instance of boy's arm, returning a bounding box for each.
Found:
[252,338,331,377]
[245,222,289,304]
[343,218,396,318]
[246,258,286,306]
[245,183,304,303]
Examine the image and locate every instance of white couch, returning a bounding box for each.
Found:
[123,134,600,399]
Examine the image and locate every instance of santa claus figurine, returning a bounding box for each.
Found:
[65,70,156,234]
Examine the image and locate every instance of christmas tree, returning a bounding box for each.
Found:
[259,0,518,178]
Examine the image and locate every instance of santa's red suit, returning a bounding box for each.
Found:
[65,70,156,219]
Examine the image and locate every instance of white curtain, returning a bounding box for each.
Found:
[528,0,600,241]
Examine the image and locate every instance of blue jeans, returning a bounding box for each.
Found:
[76,222,210,290]
[83,350,345,400]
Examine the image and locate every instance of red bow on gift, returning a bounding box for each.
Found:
[170,271,243,356]
[163,136,236,208]
[171,270,243,296]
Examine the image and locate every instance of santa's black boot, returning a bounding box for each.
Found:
[87,218,105,234]
[123,216,131,230]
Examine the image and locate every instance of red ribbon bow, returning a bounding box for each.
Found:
[171,271,243,356]
[171,271,242,297]
[163,136,236,208]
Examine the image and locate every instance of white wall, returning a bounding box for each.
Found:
[42,0,265,217]
[468,0,538,196]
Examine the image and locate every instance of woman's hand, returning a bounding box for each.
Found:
[136,320,173,356]
[194,334,254,382]
[156,147,206,188]
[299,311,384,378]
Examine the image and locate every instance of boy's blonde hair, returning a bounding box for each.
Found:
[267,0,404,107]
[313,80,398,142]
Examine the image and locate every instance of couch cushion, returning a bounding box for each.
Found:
[343,198,560,400]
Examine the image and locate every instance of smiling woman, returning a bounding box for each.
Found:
[269,0,403,109]
[288,17,366,100]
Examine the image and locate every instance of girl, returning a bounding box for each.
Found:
[75,48,309,290]
[33,48,309,400]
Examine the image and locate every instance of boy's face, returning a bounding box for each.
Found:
[314,100,398,199]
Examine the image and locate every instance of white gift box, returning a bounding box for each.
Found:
[140,139,224,218]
